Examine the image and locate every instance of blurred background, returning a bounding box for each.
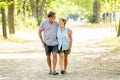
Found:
[0,0,120,39]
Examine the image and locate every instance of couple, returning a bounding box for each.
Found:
[38,11,72,75]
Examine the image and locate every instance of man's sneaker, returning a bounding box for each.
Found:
[48,71,52,75]
[52,71,59,75]
[61,70,64,74]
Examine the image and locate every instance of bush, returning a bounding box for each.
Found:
[87,14,96,23]
[68,13,79,20]
[15,15,37,31]
[36,14,42,26]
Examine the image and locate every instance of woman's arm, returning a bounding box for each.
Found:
[68,28,73,50]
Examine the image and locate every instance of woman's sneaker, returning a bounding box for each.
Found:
[61,70,64,74]
[52,71,59,75]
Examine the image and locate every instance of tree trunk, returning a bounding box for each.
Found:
[117,19,120,37]
[30,0,36,17]
[93,0,100,24]
[8,0,15,34]
[23,0,26,17]
[36,0,40,16]
[1,8,7,39]
[39,0,46,17]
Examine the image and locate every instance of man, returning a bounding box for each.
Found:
[38,11,59,75]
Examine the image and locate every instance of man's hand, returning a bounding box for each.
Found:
[42,42,45,48]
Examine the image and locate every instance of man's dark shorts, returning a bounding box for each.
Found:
[44,43,58,56]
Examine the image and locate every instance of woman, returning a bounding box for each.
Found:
[57,18,72,74]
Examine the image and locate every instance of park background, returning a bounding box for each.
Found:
[0,0,120,80]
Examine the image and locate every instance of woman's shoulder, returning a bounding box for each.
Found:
[67,28,72,31]
[67,28,72,35]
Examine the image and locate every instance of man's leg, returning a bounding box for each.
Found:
[51,45,59,75]
[52,52,57,71]
[44,43,52,74]
[47,54,52,71]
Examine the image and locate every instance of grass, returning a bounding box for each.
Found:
[0,34,30,43]
[100,36,120,53]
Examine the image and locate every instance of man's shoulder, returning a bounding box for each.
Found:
[42,18,48,23]
[54,20,58,24]
[54,20,59,26]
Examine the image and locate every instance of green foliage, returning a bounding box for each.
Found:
[0,1,7,8]
[47,0,81,18]
[87,14,96,23]
[8,1,14,5]
[69,0,93,17]
[15,15,37,31]
[36,14,42,26]
[1,0,120,32]
[68,13,79,20]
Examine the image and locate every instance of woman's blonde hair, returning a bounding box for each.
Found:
[59,18,67,26]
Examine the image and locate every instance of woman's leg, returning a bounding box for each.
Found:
[64,54,68,72]
[59,53,64,71]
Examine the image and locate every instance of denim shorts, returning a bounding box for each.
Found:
[44,43,58,56]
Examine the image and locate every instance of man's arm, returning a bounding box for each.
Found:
[38,29,44,47]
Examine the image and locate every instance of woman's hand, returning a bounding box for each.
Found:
[68,48,71,52]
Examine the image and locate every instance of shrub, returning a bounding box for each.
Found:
[15,15,37,31]
[87,14,96,23]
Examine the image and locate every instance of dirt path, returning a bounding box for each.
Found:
[0,25,120,80]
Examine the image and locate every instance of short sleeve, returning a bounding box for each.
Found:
[39,21,45,30]
[55,21,59,27]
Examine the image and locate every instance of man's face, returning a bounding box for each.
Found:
[52,15,56,20]
[49,15,56,23]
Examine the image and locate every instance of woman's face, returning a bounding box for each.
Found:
[59,19,64,25]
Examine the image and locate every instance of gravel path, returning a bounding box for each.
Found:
[0,26,120,80]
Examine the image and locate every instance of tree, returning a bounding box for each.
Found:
[30,0,46,18]
[117,19,120,37]
[29,0,46,24]
[8,0,15,34]
[1,7,7,39]
[30,0,36,17]
[93,0,100,23]
[0,1,7,39]
[39,0,46,17]
[37,0,46,25]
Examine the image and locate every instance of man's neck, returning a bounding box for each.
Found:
[50,21,53,24]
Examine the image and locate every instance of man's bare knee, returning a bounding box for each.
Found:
[53,53,57,58]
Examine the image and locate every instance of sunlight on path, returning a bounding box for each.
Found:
[14,31,39,41]
[72,27,116,42]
